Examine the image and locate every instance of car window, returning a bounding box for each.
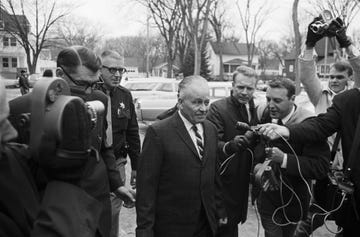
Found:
[157,82,174,92]
[125,82,158,91]
[211,87,227,98]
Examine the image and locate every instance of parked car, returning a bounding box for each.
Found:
[122,78,179,101]
[3,78,19,88]
[134,81,268,121]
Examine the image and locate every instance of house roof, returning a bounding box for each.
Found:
[210,41,256,56]
[153,62,179,70]
[0,8,30,32]
[224,58,246,64]
[284,37,337,61]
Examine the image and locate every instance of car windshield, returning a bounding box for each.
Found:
[126,82,158,91]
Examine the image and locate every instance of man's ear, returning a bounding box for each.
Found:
[56,67,64,78]
[290,94,296,102]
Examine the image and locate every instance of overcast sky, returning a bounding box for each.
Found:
[59,0,360,41]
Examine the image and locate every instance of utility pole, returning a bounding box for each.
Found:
[146,12,150,78]
[324,37,328,78]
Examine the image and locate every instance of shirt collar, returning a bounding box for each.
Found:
[272,105,295,125]
[178,110,203,133]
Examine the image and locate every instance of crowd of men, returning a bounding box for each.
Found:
[1,15,360,237]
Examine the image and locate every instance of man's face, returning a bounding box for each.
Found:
[58,65,100,94]
[266,87,294,120]
[178,82,210,124]
[328,67,349,93]
[101,57,125,88]
[232,73,256,104]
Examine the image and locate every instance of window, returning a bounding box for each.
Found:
[157,83,174,92]
[289,65,294,72]
[0,20,4,30]
[3,37,9,46]
[11,58,17,68]
[3,58,9,68]
[10,37,16,46]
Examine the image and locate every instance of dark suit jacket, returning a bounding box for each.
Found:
[289,88,360,223]
[136,112,225,237]
[206,96,257,225]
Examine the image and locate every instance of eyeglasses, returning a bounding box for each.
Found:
[329,75,346,80]
[60,66,99,89]
[102,65,126,74]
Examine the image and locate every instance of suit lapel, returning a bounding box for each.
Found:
[173,113,200,159]
[202,121,211,164]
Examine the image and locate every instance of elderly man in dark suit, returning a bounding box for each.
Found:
[136,75,227,237]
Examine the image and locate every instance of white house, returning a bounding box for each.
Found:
[207,41,259,80]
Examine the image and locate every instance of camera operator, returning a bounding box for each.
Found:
[258,84,360,236]
[295,16,360,236]
[0,80,103,236]
[206,65,258,237]
[252,78,330,237]
[8,46,135,237]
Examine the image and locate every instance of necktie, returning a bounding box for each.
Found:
[241,104,249,123]
[105,91,113,147]
[277,119,283,125]
[192,125,204,158]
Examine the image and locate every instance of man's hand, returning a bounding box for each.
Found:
[257,123,290,140]
[327,17,351,48]
[306,16,326,48]
[130,170,136,189]
[265,147,285,164]
[218,217,228,227]
[114,186,136,205]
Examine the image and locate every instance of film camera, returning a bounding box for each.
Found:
[9,77,104,163]
[310,10,334,34]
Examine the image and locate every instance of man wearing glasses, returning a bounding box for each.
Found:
[295,17,360,236]
[98,50,140,237]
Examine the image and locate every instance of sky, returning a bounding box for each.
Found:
[58,0,360,42]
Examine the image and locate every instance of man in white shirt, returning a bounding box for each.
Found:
[253,78,330,237]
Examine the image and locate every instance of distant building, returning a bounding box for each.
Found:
[207,41,259,80]
[283,37,337,80]
[152,62,179,78]
[0,7,29,79]
[124,57,141,78]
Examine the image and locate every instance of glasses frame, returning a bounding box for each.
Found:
[59,66,99,89]
[102,65,127,75]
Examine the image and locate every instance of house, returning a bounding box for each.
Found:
[0,7,29,79]
[152,62,179,78]
[283,37,337,80]
[124,56,141,78]
[207,41,259,80]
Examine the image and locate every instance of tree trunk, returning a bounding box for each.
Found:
[219,42,224,80]
[292,0,301,95]
[194,37,201,75]
[167,59,174,78]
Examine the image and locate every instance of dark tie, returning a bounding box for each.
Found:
[192,125,204,158]
[278,119,283,125]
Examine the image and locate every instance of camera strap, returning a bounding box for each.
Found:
[330,132,341,162]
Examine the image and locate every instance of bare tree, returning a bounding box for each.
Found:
[180,0,213,75]
[176,23,191,72]
[307,0,359,26]
[209,0,229,80]
[145,0,183,78]
[293,0,301,94]
[53,17,102,50]
[236,0,272,67]
[2,0,68,73]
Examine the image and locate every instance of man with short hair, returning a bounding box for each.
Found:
[254,78,330,237]
[295,16,360,236]
[206,65,258,237]
[99,50,140,237]
[136,76,226,237]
